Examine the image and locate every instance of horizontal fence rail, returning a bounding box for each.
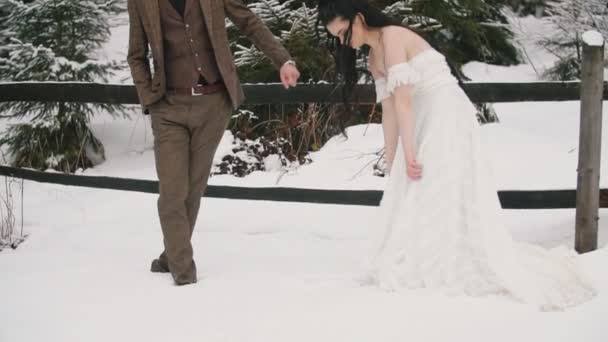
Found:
[0,165,606,209]
[2,81,608,104]
[0,81,605,211]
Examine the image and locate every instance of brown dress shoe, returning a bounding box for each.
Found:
[173,261,197,286]
[174,276,197,286]
[150,258,170,273]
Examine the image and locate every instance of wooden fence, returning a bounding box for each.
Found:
[0,36,604,251]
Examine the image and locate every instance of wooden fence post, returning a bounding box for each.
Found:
[575,31,605,253]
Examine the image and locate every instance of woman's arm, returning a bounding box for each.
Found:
[381,28,422,180]
[380,98,399,174]
[369,56,398,174]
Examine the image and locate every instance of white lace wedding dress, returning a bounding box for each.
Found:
[368,48,596,310]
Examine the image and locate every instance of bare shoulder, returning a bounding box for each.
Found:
[380,25,431,59]
[380,26,415,44]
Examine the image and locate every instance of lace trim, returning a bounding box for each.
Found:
[374,63,421,103]
[386,63,420,93]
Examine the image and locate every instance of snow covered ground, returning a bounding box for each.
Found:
[1,13,607,342]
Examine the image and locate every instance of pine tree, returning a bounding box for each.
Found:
[0,0,125,172]
[508,0,548,17]
[222,0,340,176]
[229,0,335,83]
[408,0,519,67]
[541,0,607,80]
[233,0,519,82]
[218,0,513,176]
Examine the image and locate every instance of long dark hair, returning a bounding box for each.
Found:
[316,0,464,132]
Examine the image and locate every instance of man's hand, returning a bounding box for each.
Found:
[280,62,300,89]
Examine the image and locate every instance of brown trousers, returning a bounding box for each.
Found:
[148,90,232,282]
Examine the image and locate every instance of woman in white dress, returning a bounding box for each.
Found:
[317,0,596,310]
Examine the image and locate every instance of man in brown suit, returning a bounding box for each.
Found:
[127,0,300,285]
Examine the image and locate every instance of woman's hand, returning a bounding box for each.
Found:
[406,156,423,180]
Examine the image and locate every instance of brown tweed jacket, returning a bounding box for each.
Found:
[127,0,292,111]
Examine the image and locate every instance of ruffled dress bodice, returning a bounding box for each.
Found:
[374,49,458,103]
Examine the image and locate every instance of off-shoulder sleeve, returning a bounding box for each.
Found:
[385,62,420,95]
[380,27,421,97]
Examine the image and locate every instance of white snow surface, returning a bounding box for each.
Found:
[1,14,607,342]
[583,30,605,47]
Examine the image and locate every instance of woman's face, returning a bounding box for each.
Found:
[326,14,366,49]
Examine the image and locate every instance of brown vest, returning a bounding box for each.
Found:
[159,0,222,88]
